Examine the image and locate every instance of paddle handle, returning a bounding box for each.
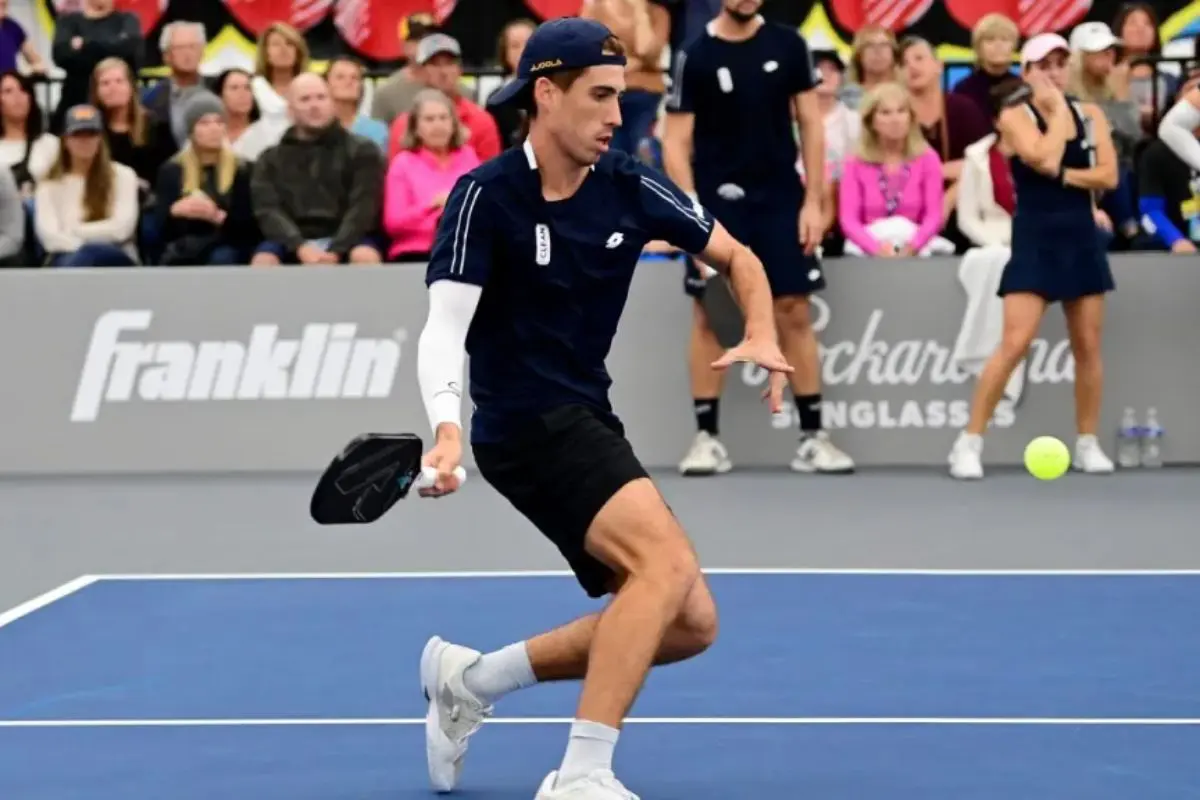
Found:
[415,466,467,490]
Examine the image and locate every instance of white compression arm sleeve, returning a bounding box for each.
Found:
[1158,97,1200,172]
[417,280,482,433]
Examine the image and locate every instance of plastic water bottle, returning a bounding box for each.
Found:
[1141,408,1164,469]
[1116,407,1141,469]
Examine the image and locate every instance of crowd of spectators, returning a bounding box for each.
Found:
[812,6,1200,261]
[0,0,1195,268]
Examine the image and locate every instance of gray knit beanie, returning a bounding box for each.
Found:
[181,90,227,137]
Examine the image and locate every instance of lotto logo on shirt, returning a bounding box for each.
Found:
[738,297,1075,431]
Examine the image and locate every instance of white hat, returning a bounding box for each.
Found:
[1069,22,1121,53]
[1020,33,1070,65]
[415,33,461,65]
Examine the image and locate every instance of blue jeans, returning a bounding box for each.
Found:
[49,243,136,267]
[612,90,662,155]
[208,244,245,265]
[22,197,41,263]
[255,237,383,264]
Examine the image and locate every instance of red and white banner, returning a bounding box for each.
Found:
[1019,0,1092,35]
[829,0,935,31]
[944,0,1093,35]
[523,0,584,19]
[34,0,1138,71]
[224,0,335,35]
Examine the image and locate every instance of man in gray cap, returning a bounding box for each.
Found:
[368,12,436,125]
[383,32,501,161]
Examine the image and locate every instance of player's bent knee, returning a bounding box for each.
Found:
[586,478,701,596]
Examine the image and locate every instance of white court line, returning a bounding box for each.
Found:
[90,568,1200,581]
[1,717,1199,728]
[0,575,97,630]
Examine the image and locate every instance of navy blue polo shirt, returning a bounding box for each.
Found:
[666,20,820,199]
[425,142,716,444]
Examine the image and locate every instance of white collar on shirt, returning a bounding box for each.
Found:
[523,138,595,171]
[706,14,765,37]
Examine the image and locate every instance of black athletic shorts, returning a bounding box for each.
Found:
[473,404,650,598]
[684,187,826,300]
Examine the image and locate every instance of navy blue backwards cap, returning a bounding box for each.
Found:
[487,17,626,109]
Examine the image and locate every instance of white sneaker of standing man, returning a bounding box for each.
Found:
[792,430,855,473]
[678,430,733,475]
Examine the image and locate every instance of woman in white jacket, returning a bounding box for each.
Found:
[35,105,139,267]
[956,132,1014,247]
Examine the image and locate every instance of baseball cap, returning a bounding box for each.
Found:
[1069,22,1121,53]
[1020,33,1070,66]
[63,104,103,135]
[486,17,627,109]
[415,33,461,65]
[811,49,845,72]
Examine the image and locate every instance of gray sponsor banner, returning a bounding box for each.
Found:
[0,256,1194,475]
[0,268,434,474]
[693,255,1200,468]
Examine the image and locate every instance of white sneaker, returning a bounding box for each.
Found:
[791,431,855,473]
[421,636,493,793]
[535,770,640,799]
[948,431,984,480]
[1073,434,1115,474]
[678,431,732,475]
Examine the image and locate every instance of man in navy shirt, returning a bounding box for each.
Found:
[413,17,791,800]
[663,0,856,476]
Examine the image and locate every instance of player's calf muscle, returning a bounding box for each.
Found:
[574,480,703,721]
[526,583,717,683]
[675,576,719,653]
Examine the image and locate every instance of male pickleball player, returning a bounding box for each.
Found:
[664,0,856,476]
[412,17,792,800]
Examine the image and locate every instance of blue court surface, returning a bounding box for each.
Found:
[1,570,1199,799]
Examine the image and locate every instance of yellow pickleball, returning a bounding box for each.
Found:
[1024,436,1070,480]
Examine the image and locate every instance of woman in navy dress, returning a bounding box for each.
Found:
[949,33,1118,480]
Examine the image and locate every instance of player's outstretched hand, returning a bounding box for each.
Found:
[420,432,465,498]
[711,339,793,413]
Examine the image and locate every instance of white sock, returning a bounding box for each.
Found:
[556,719,620,787]
[461,642,537,704]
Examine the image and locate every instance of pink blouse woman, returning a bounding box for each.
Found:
[383,88,480,261]
[838,81,945,257]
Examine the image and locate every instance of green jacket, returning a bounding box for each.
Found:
[251,123,385,255]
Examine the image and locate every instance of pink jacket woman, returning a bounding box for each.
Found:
[383,89,480,260]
